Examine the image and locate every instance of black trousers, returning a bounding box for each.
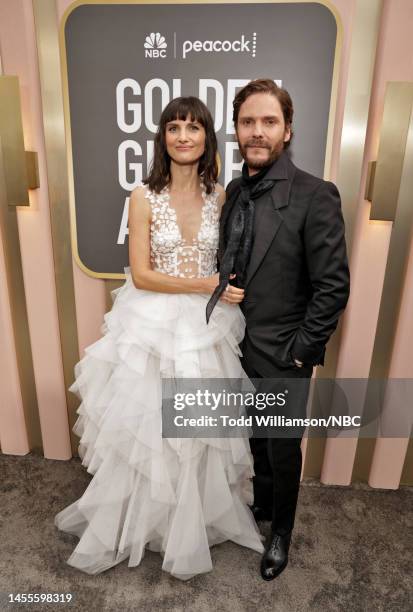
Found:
[241,356,313,536]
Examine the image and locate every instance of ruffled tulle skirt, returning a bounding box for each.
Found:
[54,267,264,579]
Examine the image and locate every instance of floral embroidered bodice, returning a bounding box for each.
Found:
[143,184,220,278]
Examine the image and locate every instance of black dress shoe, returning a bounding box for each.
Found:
[248,504,273,522]
[260,531,292,581]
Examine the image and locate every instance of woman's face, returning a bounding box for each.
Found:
[165,116,206,166]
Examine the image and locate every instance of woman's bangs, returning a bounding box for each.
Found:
[163,98,205,127]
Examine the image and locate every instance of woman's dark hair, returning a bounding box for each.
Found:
[233,79,294,149]
[143,96,218,194]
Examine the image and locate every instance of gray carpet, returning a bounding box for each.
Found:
[0,452,412,612]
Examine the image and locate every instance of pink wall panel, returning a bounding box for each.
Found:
[0,0,411,488]
[0,0,72,458]
[322,0,413,486]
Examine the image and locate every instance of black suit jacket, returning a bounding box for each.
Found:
[218,151,350,375]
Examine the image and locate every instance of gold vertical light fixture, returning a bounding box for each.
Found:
[0,76,39,205]
[367,82,413,221]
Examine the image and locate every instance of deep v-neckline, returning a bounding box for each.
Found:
[164,186,208,244]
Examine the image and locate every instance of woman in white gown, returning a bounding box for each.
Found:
[54,96,264,580]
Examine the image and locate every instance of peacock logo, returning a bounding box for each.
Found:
[144,32,167,58]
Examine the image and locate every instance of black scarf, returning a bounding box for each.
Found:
[205,162,276,323]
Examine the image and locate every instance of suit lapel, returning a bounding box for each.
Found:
[219,153,296,284]
[218,181,241,265]
[245,174,293,288]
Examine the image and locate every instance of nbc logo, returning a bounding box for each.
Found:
[144,32,167,58]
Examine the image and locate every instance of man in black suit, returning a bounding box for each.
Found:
[211,79,350,580]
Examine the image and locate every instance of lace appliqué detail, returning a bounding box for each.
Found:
[144,185,220,279]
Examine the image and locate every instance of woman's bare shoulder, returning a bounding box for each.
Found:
[130,184,148,201]
[214,182,226,209]
[129,184,151,220]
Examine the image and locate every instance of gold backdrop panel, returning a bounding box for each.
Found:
[0,140,41,449]
[33,0,80,454]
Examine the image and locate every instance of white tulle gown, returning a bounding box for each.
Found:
[54,182,264,579]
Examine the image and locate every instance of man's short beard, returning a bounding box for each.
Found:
[238,139,285,170]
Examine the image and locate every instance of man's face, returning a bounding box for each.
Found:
[235,93,291,173]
